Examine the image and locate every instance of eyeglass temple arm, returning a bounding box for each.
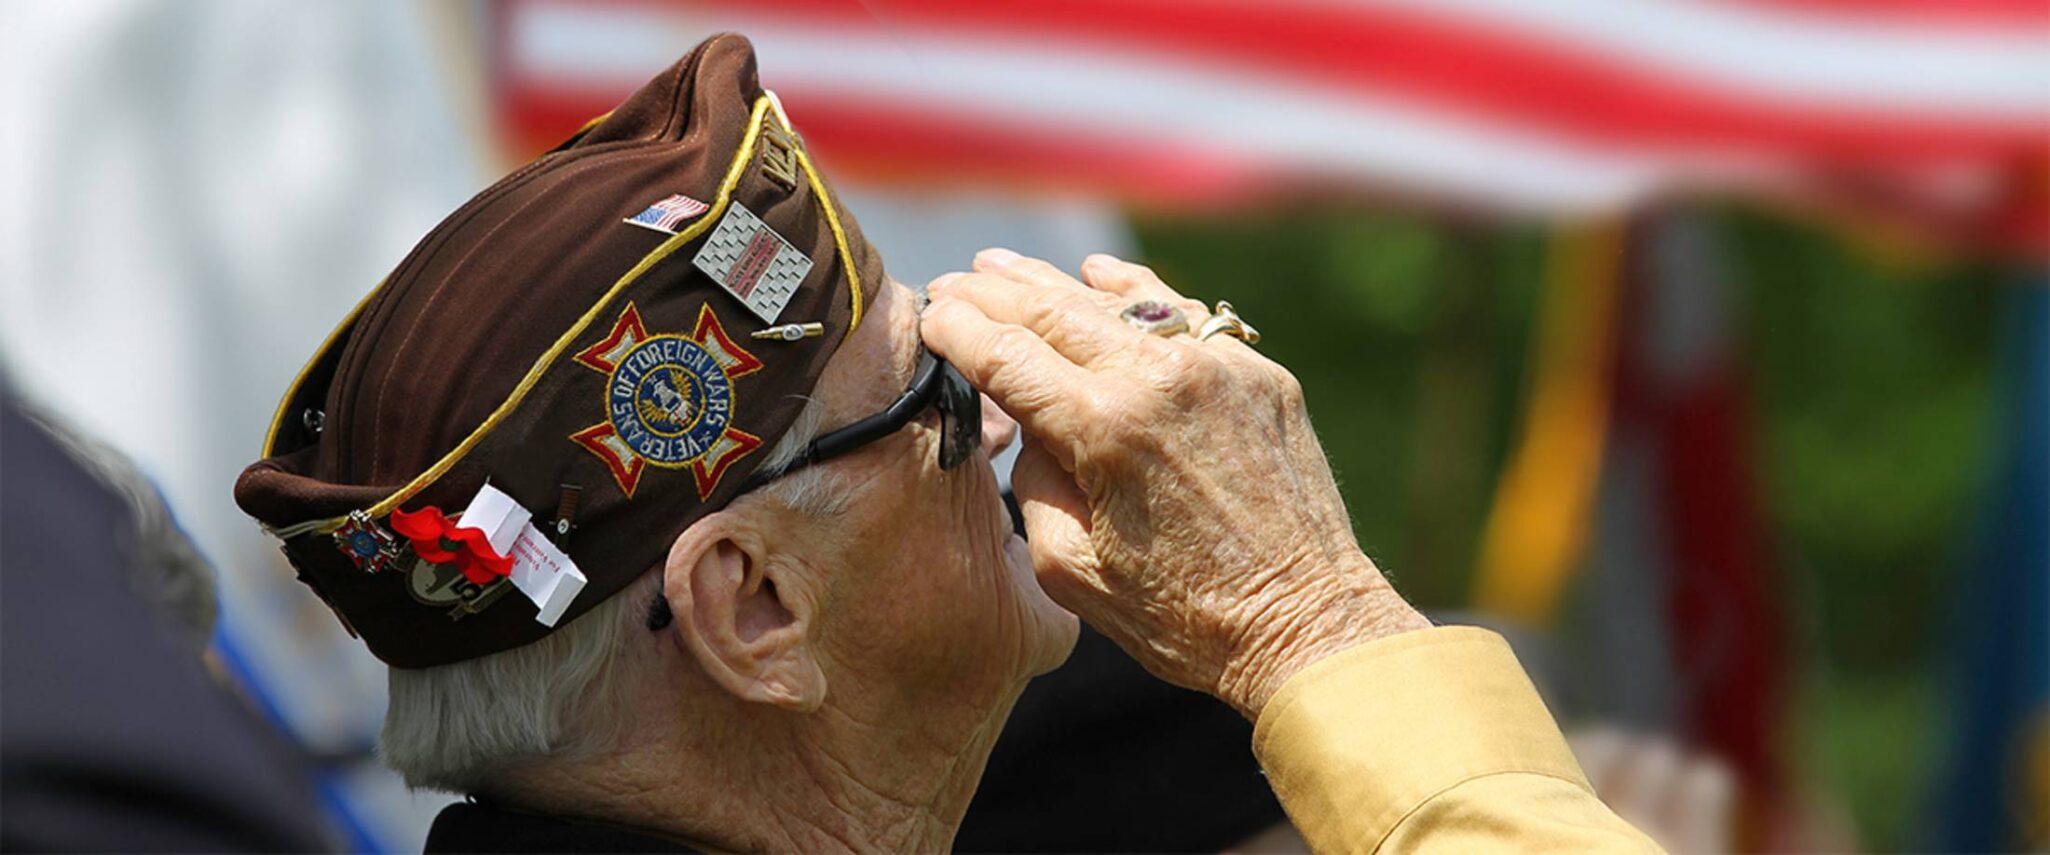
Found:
[738,353,943,491]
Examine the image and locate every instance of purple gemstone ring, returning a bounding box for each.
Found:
[1118,300,1191,337]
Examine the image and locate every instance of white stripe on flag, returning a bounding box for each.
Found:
[512,7,1676,212]
[1319,0,2049,119]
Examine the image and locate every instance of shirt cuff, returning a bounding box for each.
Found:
[1251,626,1593,853]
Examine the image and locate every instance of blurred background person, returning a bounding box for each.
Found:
[0,385,330,851]
[3,0,2044,850]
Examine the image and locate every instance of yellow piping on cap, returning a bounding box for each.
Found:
[261,279,386,458]
[280,96,778,533]
[356,96,777,521]
[766,90,863,340]
[282,91,871,537]
[262,114,630,461]
[574,110,614,138]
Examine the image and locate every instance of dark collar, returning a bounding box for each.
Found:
[425,799,706,853]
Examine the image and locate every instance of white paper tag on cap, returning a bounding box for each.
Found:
[691,201,812,323]
[459,484,589,627]
[507,526,587,626]
[458,482,530,555]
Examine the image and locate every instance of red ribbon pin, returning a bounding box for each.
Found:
[389,506,514,585]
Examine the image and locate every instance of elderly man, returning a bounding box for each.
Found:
[239,34,1654,853]
[238,35,1070,851]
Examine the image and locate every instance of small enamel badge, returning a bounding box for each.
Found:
[691,201,812,323]
[405,558,512,622]
[333,510,403,573]
[570,302,765,499]
[623,193,710,235]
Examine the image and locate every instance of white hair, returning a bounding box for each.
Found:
[381,395,850,791]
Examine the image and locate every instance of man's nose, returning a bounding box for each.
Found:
[980,394,1019,457]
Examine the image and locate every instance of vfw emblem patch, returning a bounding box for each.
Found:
[572,302,764,498]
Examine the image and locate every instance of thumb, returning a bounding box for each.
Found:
[1011,436,1097,597]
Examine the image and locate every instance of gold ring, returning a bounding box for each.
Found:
[1196,301,1260,344]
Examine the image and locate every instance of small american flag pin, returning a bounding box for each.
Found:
[623,193,710,235]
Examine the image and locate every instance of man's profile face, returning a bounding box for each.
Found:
[784,277,1078,696]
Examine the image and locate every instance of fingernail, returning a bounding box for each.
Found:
[976,247,1022,270]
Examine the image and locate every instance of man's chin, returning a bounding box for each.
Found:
[1004,532,1080,676]
[1030,609,1081,676]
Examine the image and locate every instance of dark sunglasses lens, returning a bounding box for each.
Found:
[933,360,981,469]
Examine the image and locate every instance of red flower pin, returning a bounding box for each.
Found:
[389,506,514,585]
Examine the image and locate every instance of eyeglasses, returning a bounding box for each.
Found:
[738,348,981,492]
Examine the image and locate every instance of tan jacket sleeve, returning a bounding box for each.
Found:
[1251,626,1663,854]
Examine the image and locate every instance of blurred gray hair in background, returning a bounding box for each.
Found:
[18,392,218,651]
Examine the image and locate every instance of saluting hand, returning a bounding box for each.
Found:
[921,249,1430,719]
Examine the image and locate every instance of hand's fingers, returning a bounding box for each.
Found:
[1011,437,1096,596]
[931,269,1138,368]
[976,249,1131,318]
[1662,755,1736,855]
[1567,727,1631,797]
[1080,254,1208,321]
[1608,738,1683,835]
[960,254,1129,320]
[919,296,1093,442]
[974,248,1088,295]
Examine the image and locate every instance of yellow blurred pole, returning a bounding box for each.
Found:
[416,0,503,174]
[1473,220,1625,624]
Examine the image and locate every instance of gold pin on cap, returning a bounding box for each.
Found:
[752,322,824,341]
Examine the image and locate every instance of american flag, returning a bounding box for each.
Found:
[500,0,2049,254]
[623,193,710,234]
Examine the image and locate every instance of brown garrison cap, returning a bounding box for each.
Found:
[234,34,884,668]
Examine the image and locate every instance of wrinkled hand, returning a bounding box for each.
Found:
[922,249,1430,718]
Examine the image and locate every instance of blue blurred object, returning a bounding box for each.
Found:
[1932,280,2050,852]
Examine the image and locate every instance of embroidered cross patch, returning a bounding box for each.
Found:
[569,303,764,499]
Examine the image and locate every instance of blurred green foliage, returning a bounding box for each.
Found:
[1133,206,2009,851]
[1734,218,2003,671]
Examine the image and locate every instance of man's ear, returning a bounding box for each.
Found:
[660,512,827,712]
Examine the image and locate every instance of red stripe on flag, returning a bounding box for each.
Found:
[1731,0,2049,30]
[675,0,2042,164]
[500,84,1266,205]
